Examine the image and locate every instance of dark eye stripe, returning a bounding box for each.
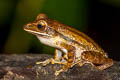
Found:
[37,24,43,28]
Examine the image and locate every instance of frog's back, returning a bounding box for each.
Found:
[66,26,104,53]
[52,21,105,54]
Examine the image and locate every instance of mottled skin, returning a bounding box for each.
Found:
[24,14,113,76]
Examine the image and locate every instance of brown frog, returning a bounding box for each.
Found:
[24,14,113,76]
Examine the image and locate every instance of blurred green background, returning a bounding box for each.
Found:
[0,0,120,60]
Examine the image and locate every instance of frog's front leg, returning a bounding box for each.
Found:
[81,51,113,70]
[52,49,67,64]
[36,49,66,66]
[55,44,75,76]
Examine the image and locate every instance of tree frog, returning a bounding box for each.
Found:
[24,14,113,76]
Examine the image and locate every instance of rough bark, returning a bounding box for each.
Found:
[0,54,119,80]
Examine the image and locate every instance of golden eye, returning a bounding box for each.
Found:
[37,20,47,31]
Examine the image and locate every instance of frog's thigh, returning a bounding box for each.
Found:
[81,51,113,70]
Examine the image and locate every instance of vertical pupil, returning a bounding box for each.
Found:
[38,24,42,28]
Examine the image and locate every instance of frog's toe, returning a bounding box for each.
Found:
[36,61,42,64]
[36,61,47,66]
[55,71,59,76]
[55,69,63,76]
[36,58,53,66]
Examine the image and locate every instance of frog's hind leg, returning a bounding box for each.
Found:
[81,51,113,70]
[36,49,66,66]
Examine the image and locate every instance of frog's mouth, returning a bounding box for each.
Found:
[24,29,51,37]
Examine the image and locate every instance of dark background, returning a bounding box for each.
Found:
[0,0,120,61]
[87,1,120,60]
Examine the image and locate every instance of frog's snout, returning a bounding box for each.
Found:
[24,23,33,30]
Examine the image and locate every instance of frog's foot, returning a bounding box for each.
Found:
[95,59,113,70]
[36,58,53,66]
[36,58,67,66]
[55,63,72,76]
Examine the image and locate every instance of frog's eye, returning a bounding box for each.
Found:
[37,24,43,29]
[37,20,47,31]
[37,23,46,31]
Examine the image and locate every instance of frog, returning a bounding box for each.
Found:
[24,13,113,76]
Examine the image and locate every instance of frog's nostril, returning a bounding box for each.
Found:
[24,24,32,28]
